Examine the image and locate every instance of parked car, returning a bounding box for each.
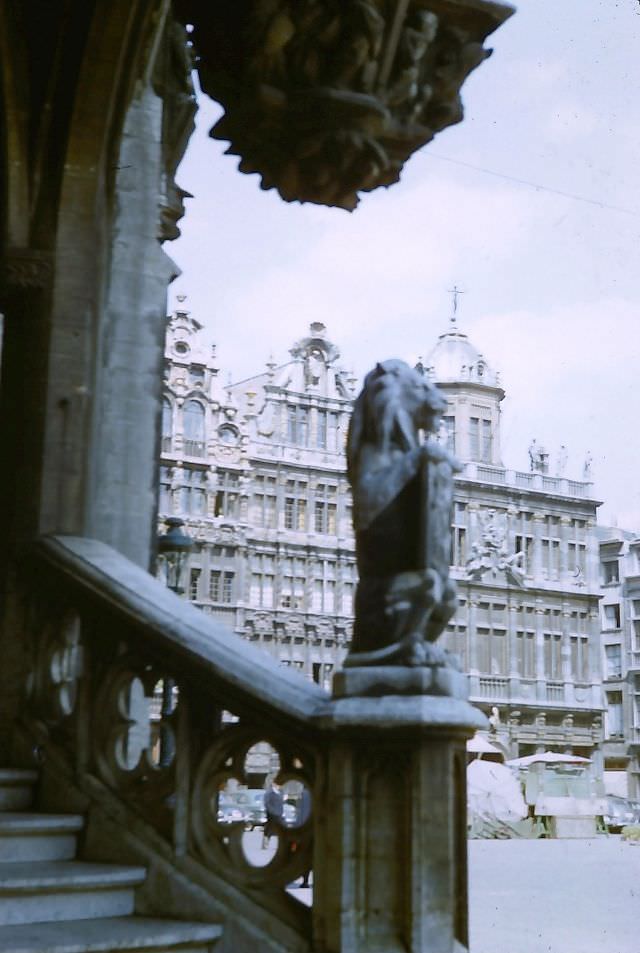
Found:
[217,794,245,825]
[236,790,267,830]
[602,795,640,833]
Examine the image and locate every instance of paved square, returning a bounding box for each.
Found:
[469,838,640,953]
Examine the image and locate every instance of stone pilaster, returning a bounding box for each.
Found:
[535,605,546,702]
[531,514,545,579]
[312,694,484,953]
[559,516,571,579]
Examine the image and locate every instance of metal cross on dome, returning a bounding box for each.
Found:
[448,285,465,324]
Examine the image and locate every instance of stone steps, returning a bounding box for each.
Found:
[0,770,38,811]
[0,860,147,926]
[0,917,222,952]
[0,812,84,862]
[0,768,222,950]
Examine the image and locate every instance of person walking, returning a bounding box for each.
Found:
[262,779,283,849]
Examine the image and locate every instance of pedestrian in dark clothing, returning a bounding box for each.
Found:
[262,781,283,848]
[296,786,312,887]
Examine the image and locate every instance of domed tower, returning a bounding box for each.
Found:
[421,313,504,466]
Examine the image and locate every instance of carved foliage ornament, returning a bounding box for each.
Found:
[465,508,526,587]
[181,0,514,210]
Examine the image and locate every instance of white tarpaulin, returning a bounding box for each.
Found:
[467,759,528,823]
[467,733,503,757]
[506,752,591,768]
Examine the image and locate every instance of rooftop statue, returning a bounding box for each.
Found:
[345,359,460,669]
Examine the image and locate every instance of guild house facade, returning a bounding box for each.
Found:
[160,309,604,762]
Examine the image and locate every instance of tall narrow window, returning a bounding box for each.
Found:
[316,411,327,449]
[283,478,307,531]
[159,466,172,513]
[184,400,206,456]
[469,417,479,459]
[607,692,623,736]
[571,636,589,682]
[286,406,310,446]
[605,644,622,679]
[162,399,173,452]
[189,568,201,601]
[603,604,621,630]
[481,419,492,462]
[442,416,456,453]
[214,470,240,519]
[314,483,337,534]
[544,633,563,679]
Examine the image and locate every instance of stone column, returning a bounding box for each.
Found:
[531,514,545,580]
[508,602,521,698]
[559,516,571,580]
[535,604,546,702]
[313,693,484,953]
[584,519,599,590]
[561,608,575,707]
[466,596,480,699]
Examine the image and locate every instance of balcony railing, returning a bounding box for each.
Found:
[459,463,592,498]
[477,676,509,698]
[183,438,206,457]
[546,681,565,702]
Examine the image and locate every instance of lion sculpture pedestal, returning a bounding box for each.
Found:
[314,361,485,953]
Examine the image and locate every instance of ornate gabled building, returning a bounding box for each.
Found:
[597,526,640,798]
[420,316,605,763]
[161,310,605,763]
[160,316,357,690]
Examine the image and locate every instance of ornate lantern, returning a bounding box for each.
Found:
[179,0,514,209]
[157,517,194,594]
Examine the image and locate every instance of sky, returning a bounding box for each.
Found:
[169,0,640,530]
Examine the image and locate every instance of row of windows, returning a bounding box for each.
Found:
[189,568,236,603]
[189,562,356,613]
[443,626,590,681]
[162,400,347,454]
[160,468,351,533]
[286,406,344,450]
[250,574,355,614]
[440,416,492,462]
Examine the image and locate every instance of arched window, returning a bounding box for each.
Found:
[161,399,173,451]
[183,400,206,456]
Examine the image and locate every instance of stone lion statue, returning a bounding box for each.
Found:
[345,359,460,668]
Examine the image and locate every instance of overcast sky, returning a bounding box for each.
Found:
[169,0,640,530]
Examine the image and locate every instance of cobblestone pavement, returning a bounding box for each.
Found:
[469,837,640,953]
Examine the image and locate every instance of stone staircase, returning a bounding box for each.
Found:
[0,769,222,952]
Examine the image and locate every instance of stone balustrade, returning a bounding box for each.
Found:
[23,535,328,949]
[21,533,482,953]
[460,462,594,499]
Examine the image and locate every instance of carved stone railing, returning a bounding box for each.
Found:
[460,462,594,499]
[22,535,329,947]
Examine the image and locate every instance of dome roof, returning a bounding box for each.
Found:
[424,318,501,388]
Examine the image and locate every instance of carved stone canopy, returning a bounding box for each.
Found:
[179,0,514,210]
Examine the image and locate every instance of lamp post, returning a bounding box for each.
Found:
[157,517,194,766]
[157,516,194,594]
